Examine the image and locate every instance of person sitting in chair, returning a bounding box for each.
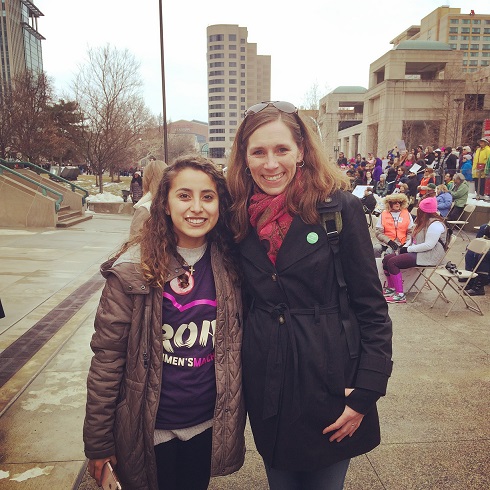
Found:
[374,193,414,257]
[463,224,490,296]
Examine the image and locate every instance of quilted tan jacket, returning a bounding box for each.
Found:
[83,244,245,489]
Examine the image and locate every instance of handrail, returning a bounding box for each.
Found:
[0,163,64,212]
[0,159,89,205]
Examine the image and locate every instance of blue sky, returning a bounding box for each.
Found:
[36,0,490,122]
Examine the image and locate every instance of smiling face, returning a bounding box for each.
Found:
[246,119,304,196]
[166,168,219,248]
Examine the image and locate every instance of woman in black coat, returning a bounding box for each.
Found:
[227,101,393,489]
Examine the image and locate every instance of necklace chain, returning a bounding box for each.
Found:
[177,243,207,276]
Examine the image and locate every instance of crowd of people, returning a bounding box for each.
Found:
[81,101,489,490]
[339,138,490,209]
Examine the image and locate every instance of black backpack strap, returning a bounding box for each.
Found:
[322,211,358,359]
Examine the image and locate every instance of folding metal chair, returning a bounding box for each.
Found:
[446,204,476,241]
[407,234,458,302]
[430,238,490,316]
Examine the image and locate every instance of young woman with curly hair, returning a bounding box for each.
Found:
[84,155,245,490]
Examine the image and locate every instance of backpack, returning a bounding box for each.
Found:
[438,227,453,251]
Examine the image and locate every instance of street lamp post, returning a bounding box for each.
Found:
[333,145,340,161]
[453,98,464,146]
[158,0,169,163]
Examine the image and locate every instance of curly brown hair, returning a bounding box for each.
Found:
[227,105,349,242]
[114,155,239,288]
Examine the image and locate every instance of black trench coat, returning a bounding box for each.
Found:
[239,190,393,471]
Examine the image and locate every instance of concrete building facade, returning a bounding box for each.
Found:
[206,24,270,164]
[390,6,490,73]
[0,0,44,95]
[318,41,490,159]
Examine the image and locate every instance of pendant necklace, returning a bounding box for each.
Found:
[170,243,207,295]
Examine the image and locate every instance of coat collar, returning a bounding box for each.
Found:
[240,191,342,271]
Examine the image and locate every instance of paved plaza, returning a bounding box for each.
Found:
[0,213,489,489]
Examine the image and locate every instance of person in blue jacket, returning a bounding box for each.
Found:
[460,151,473,183]
[436,184,453,217]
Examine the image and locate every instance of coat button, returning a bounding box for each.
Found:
[325,197,332,202]
[128,286,133,290]
[140,285,146,290]
[279,315,285,324]
[271,274,277,281]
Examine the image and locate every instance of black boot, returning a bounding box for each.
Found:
[467,277,485,296]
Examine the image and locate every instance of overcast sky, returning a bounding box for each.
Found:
[36,0,488,122]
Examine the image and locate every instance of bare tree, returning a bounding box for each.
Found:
[6,71,58,163]
[73,44,153,193]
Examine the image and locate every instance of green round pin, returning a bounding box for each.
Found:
[307,232,319,244]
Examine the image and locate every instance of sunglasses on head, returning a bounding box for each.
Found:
[390,200,402,205]
[244,101,298,118]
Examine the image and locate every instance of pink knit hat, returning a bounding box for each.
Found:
[419,197,438,214]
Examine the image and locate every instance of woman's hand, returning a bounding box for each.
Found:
[88,456,117,486]
[322,388,365,442]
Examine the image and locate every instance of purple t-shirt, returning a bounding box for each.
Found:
[155,248,217,429]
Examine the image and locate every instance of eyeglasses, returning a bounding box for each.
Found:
[244,101,298,118]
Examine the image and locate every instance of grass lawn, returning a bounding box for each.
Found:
[76,175,132,197]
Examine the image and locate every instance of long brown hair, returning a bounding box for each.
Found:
[413,208,445,237]
[142,159,167,195]
[114,155,239,288]
[227,106,349,242]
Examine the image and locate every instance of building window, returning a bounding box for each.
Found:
[229,45,237,50]
[229,121,238,126]
[241,105,246,111]
[470,52,479,57]
[229,71,237,75]
[461,35,469,40]
[210,137,225,141]
[210,129,225,133]
[469,60,478,66]
[482,52,490,57]
[449,44,457,49]
[209,53,224,59]
[483,44,490,50]
[240,47,245,52]
[461,27,470,33]
[229,79,237,84]
[460,44,469,49]
[209,87,225,93]
[209,34,224,42]
[210,148,225,159]
[486,20,490,24]
[484,36,490,41]
[229,104,237,109]
[463,52,468,57]
[449,27,458,33]
[462,60,468,66]
[241,97,245,102]
[472,36,480,41]
[470,44,479,50]
[210,62,224,68]
[462,19,470,24]
[210,112,225,117]
[209,121,225,126]
[230,128,237,134]
[228,34,236,41]
[241,56,245,60]
[229,87,237,92]
[484,28,490,34]
[229,53,236,59]
[229,62,236,67]
[473,19,481,25]
[241,64,245,69]
[472,28,481,34]
[449,35,458,40]
[210,104,225,109]
[240,80,245,86]
[241,72,245,78]
[209,79,224,85]
[482,60,489,66]
[209,70,224,76]
[209,95,225,101]
[241,89,245,94]
[450,19,459,24]
[229,96,237,100]
[209,44,224,51]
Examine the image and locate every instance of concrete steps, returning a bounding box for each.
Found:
[56,206,92,228]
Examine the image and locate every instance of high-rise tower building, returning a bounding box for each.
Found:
[206,24,271,161]
[0,0,44,95]
[391,6,490,73]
